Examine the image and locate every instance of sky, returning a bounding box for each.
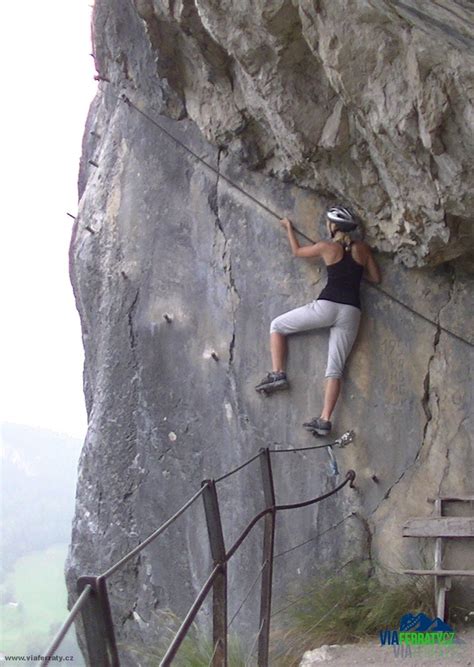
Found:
[1,1,97,439]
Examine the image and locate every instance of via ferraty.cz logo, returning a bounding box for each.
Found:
[379,613,458,658]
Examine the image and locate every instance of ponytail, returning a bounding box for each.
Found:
[333,229,352,251]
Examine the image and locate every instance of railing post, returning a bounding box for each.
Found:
[202,480,227,666]
[258,448,276,667]
[77,575,120,667]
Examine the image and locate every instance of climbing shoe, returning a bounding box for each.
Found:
[255,371,289,394]
[303,417,332,436]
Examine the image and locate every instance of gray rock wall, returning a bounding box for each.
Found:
[92,0,474,266]
[67,1,474,664]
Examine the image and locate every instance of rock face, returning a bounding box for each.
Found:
[91,0,474,267]
[67,1,473,664]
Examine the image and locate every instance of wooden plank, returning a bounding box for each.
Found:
[428,495,474,503]
[403,517,474,537]
[403,569,474,576]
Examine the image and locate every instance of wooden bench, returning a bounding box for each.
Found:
[402,496,474,620]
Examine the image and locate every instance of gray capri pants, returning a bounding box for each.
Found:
[270,299,361,379]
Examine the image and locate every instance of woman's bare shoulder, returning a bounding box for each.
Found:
[312,240,335,254]
[318,240,335,249]
[353,240,372,255]
[319,240,341,254]
[350,241,371,265]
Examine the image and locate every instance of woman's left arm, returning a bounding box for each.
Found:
[364,245,382,283]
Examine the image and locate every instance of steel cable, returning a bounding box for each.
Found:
[214,451,262,484]
[228,559,269,629]
[273,512,355,560]
[269,440,348,454]
[206,639,220,667]
[118,94,312,242]
[105,89,474,348]
[245,618,265,667]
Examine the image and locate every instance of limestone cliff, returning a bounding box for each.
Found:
[67,1,473,664]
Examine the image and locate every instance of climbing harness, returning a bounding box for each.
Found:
[83,84,473,348]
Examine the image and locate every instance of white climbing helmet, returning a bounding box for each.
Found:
[326,206,358,232]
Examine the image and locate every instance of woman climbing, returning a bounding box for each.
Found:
[255,206,381,435]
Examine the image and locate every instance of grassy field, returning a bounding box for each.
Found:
[0,543,84,663]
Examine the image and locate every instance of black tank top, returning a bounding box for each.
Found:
[317,245,364,309]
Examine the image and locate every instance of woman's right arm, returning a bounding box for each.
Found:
[281,218,324,258]
[364,245,382,284]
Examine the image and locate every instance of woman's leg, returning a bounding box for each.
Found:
[269,301,334,372]
[257,301,334,393]
[270,332,287,372]
[321,378,341,421]
[323,305,361,417]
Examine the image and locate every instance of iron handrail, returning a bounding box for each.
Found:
[50,453,355,665]
[224,471,355,562]
[215,451,263,483]
[159,564,223,666]
[101,483,209,579]
[275,470,355,511]
[226,507,273,562]
[82,464,354,662]
[39,584,93,667]
[269,441,346,453]
[269,443,340,452]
